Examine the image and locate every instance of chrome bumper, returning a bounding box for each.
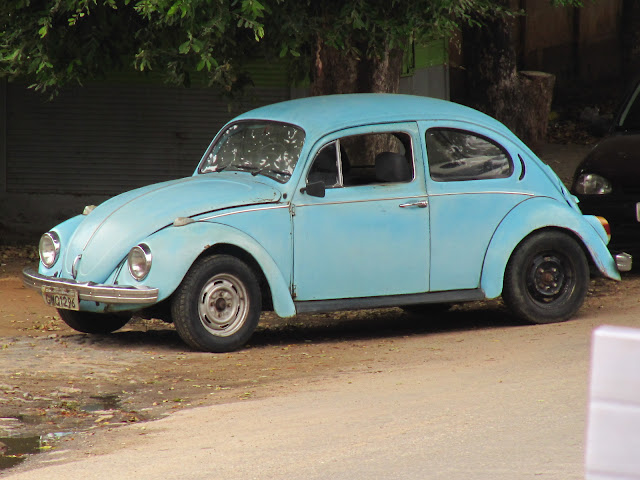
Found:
[615,252,633,272]
[22,267,159,305]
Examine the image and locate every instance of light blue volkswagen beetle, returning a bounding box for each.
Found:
[23,94,630,352]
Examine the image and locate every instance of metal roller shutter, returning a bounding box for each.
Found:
[6,83,289,195]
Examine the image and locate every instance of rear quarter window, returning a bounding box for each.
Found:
[426,128,513,182]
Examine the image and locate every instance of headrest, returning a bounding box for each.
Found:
[375,152,411,182]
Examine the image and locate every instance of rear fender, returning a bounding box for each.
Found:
[481,197,620,299]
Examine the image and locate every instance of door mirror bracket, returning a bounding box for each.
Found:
[300,181,326,198]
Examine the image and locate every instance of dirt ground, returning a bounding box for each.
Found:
[0,142,635,470]
[2,245,640,468]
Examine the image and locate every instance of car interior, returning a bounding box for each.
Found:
[307,131,414,187]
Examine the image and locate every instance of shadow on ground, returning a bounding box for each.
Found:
[61,301,520,352]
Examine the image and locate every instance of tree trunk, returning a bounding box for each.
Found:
[459,8,555,151]
[461,9,519,121]
[309,38,360,96]
[310,38,404,96]
[358,47,404,94]
[309,39,405,164]
[517,71,555,150]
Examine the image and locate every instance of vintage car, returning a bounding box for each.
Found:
[572,78,640,258]
[23,94,630,352]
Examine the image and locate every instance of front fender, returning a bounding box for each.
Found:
[39,215,84,277]
[481,197,620,299]
[115,221,296,318]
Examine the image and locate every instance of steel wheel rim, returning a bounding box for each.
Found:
[197,273,249,337]
[526,252,575,304]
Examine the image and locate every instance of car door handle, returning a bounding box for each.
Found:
[399,200,428,208]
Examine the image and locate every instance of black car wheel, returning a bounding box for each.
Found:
[57,309,130,334]
[502,231,589,324]
[171,255,261,353]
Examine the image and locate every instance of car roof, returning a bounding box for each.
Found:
[233,93,513,139]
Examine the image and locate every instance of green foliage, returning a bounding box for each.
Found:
[262,0,509,86]
[550,0,583,6]
[0,0,573,94]
[0,0,268,93]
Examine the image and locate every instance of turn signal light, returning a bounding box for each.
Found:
[596,216,611,242]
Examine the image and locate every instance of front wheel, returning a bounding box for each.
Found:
[57,309,131,334]
[502,231,589,324]
[171,255,261,353]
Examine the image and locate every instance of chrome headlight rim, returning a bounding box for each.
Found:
[128,244,152,281]
[573,173,613,195]
[39,232,61,268]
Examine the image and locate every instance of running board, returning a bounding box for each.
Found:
[294,289,485,314]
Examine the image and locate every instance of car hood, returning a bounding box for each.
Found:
[576,133,640,188]
[67,175,282,283]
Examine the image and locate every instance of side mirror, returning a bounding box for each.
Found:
[300,181,326,198]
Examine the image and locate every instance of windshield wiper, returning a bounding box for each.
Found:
[214,164,291,178]
[232,165,255,172]
[251,167,291,178]
[214,162,233,173]
[215,163,253,173]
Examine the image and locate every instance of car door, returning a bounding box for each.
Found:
[291,122,430,301]
[420,120,530,292]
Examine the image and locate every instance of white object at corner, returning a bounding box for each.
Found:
[586,325,640,479]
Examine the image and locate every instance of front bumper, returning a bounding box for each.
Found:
[22,267,159,305]
[615,252,633,272]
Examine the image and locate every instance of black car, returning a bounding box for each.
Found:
[571,80,640,265]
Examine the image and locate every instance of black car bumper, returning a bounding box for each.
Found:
[577,195,640,255]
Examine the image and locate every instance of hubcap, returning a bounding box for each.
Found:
[197,273,249,337]
[526,253,573,303]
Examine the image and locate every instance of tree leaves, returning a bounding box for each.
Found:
[0,0,580,96]
[0,0,268,94]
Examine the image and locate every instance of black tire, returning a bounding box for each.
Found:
[171,255,261,353]
[401,303,451,316]
[502,231,589,324]
[57,309,130,334]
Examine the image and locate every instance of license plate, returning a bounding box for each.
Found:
[41,286,80,311]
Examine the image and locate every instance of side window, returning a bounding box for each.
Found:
[307,142,339,187]
[426,128,513,182]
[341,131,413,186]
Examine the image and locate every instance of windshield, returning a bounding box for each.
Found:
[199,121,305,183]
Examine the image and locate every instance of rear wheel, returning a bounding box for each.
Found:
[57,309,130,334]
[502,231,589,324]
[171,255,261,352]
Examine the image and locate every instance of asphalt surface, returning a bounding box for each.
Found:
[9,300,640,479]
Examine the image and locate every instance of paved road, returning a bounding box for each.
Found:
[6,303,640,480]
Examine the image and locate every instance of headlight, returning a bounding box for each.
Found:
[39,232,60,268]
[128,244,152,281]
[573,173,612,195]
